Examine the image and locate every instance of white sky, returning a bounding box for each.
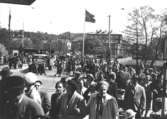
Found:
[0,0,167,34]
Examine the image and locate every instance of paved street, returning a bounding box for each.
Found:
[38,69,61,98]
[0,64,61,98]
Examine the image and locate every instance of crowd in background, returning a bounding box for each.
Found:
[0,55,166,119]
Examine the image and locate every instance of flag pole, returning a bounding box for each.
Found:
[107,15,111,62]
[82,11,86,60]
[8,8,11,41]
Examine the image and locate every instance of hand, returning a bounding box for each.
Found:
[153,89,158,95]
[73,105,80,114]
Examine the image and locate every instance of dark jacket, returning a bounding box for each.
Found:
[2,95,44,119]
[39,90,51,114]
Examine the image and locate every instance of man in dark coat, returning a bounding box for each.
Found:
[124,75,146,119]
[0,67,13,116]
[1,74,44,119]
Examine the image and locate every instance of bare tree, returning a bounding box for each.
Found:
[150,9,167,66]
[123,6,166,66]
[123,8,143,65]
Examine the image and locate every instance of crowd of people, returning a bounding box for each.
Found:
[0,55,166,119]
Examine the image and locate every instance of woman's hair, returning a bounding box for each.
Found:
[97,80,110,89]
[55,81,64,89]
[67,80,77,91]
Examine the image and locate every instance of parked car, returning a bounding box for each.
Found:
[32,54,51,69]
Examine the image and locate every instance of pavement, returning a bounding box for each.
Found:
[0,64,61,98]
[0,64,90,118]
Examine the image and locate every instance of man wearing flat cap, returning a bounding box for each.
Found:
[1,74,44,119]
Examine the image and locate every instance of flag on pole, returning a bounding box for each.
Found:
[85,10,95,23]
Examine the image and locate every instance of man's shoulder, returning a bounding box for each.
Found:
[74,91,84,100]
[22,95,44,115]
[107,94,117,102]
[51,93,57,98]
[90,92,98,98]
[136,83,145,91]
[22,95,38,105]
[39,90,49,97]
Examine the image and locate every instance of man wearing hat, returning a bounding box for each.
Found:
[25,72,50,115]
[1,74,44,119]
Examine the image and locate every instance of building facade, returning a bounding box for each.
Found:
[70,33,130,58]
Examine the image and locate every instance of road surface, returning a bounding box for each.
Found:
[0,64,61,98]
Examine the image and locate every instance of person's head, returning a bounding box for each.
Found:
[87,74,95,82]
[146,74,151,82]
[97,80,109,97]
[108,72,116,83]
[24,72,42,103]
[55,81,65,94]
[24,72,42,95]
[85,74,95,87]
[124,66,128,72]
[0,67,12,80]
[5,74,26,102]
[131,75,138,87]
[74,71,81,79]
[151,73,158,81]
[80,79,85,88]
[66,80,77,95]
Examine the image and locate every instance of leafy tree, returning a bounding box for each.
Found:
[0,28,10,49]
[0,43,8,56]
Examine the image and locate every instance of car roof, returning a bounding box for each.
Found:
[33,54,48,57]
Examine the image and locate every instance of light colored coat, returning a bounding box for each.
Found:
[133,83,146,111]
[87,93,118,119]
